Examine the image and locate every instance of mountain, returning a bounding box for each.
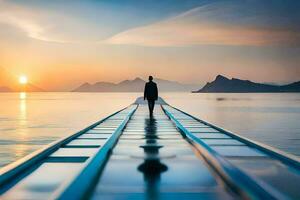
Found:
[0,67,45,92]
[0,86,12,92]
[72,77,198,92]
[0,83,44,92]
[194,75,300,93]
[155,78,199,92]
[21,83,45,92]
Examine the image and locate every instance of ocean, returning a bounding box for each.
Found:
[0,92,299,167]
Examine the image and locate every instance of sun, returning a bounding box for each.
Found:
[19,75,28,85]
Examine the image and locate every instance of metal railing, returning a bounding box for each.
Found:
[53,105,138,200]
[0,105,136,195]
[162,105,288,200]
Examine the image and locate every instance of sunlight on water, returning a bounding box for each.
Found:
[19,92,27,133]
[15,93,29,160]
[0,93,138,167]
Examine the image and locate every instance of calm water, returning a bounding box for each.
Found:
[0,93,137,167]
[0,92,299,167]
[161,93,300,158]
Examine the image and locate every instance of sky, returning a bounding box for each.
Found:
[0,0,299,91]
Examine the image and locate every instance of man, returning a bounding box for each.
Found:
[144,76,158,117]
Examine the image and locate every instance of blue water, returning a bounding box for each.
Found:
[0,92,299,168]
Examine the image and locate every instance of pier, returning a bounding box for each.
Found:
[0,97,299,199]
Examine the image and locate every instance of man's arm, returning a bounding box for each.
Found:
[144,83,147,100]
[155,84,158,100]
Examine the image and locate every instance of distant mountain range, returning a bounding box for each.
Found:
[2,74,299,93]
[194,75,300,93]
[0,83,44,92]
[0,66,45,92]
[73,77,199,92]
[0,86,12,92]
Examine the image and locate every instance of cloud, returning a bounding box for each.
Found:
[0,1,106,43]
[1,0,299,46]
[0,1,72,43]
[0,0,201,44]
[105,1,300,47]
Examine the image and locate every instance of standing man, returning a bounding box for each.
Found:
[144,76,158,117]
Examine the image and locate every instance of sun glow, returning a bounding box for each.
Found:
[19,75,28,85]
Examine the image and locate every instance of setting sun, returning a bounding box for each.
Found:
[19,75,28,85]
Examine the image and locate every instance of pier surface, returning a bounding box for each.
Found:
[0,97,299,199]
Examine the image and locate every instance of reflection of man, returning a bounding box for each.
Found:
[138,118,167,200]
[144,76,158,117]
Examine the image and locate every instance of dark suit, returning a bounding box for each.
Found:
[144,81,158,116]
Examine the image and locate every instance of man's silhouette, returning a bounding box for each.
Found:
[144,76,158,117]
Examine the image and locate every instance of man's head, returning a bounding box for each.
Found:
[149,76,153,82]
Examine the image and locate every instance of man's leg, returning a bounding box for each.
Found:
[149,100,155,116]
[147,100,152,115]
[151,100,155,114]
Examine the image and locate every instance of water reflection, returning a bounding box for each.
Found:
[0,93,137,167]
[19,92,26,100]
[16,92,29,158]
[138,117,168,200]
[19,92,27,131]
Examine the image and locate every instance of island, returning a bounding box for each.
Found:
[194,75,300,93]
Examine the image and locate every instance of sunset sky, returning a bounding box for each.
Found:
[0,0,300,91]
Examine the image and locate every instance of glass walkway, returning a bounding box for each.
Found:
[0,97,299,200]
